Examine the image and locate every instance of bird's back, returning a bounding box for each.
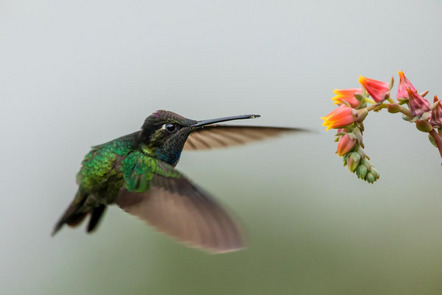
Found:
[76,131,140,198]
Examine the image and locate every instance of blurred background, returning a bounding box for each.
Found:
[2,0,442,294]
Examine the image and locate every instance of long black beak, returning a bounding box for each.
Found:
[193,114,261,128]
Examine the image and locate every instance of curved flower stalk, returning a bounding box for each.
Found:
[321,71,442,183]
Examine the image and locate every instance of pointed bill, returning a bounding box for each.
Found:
[193,114,260,127]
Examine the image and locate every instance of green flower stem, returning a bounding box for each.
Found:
[366,102,413,119]
[364,98,377,104]
[364,102,442,159]
[397,105,412,118]
[429,129,442,159]
[387,97,395,104]
[366,103,388,112]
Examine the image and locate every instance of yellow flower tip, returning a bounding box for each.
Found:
[358,76,369,88]
[322,123,333,131]
[322,123,332,129]
[398,70,405,78]
[321,119,332,129]
[321,114,333,121]
[358,76,367,84]
[331,97,341,104]
[333,89,346,95]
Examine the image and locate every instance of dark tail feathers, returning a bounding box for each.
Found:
[52,193,107,236]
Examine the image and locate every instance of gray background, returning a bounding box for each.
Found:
[2,0,442,294]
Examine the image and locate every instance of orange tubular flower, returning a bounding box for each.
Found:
[396,70,416,99]
[408,88,430,118]
[430,96,442,128]
[321,105,356,131]
[331,88,363,108]
[336,133,357,156]
[358,76,390,103]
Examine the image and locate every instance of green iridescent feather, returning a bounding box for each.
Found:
[76,132,139,197]
[76,131,181,199]
[121,151,181,193]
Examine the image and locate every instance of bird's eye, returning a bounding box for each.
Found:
[162,123,177,132]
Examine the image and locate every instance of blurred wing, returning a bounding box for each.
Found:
[116,168,244,253]
[184,125,305,150]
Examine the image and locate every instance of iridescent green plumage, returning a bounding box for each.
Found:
[77,133,138,195]
[53,110,303,253]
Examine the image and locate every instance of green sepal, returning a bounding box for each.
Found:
[347,152,361,172]
[343,153,351,166]
[354,93,366,102]
[355,108,368,123]
[389,76,394,90]
[428,133,437,147]
[410,116,419,123]
[370,167,380,179]
[401,114,411,122]
[365,172,376,184]
[352,127,363,143]
[356,165,368,179]
[361,158,371,168]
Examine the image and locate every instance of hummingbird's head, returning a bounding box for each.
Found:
[139,110,196,165]
[139,110,260,166]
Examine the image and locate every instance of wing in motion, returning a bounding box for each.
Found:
[116,162,244,253]
[184,125,306,150]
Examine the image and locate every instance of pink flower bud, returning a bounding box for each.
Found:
[408,88,430,118]
[336,133,357,156]
[331,88,363,108]
[396,70,417,99]
[358,76,390,103]
[321,105,356,131]
[430,96,442,128]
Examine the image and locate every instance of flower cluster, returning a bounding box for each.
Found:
[321,71,442,183]
[335,125,380,183]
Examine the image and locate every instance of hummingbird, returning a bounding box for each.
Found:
[53,110,302,253]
